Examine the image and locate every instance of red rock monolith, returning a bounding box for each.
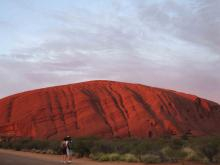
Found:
[0,80,219,139]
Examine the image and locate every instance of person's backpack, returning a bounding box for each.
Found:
[61,141,67,150]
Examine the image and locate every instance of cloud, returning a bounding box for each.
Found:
[135,0,220,55]
[0,20,12,28]
[0,0,219,104]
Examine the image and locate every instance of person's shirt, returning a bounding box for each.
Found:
[65,140,70,150]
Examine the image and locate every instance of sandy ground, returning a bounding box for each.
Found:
[0,149,142,165]
[0,149,217,165]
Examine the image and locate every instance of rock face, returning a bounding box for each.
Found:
[0,80,220,139]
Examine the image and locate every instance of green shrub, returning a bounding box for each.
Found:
[11,138,32,150]
[140,154,161,163]
[98,153,109,161]
[107,153,120,161]
[120,153,139,162]
[169,138,185,150]
[112,139,138,154]
[90,153,120,161]
[132,140,163,156]
[46,149,54,154]
[73,141,90,157]
[182,147,204,161]
[91,140,115,154]
[71,137,97,157]
[47,140,60,154]
[215,153,220,163]
[89,153,110,161]
[188,136,220,162]
[12,142,23,151]
[200,142,219,162]
[89,153,103,160]
[26,140,47,150]
[161,146,187,162]
[132,141,150,155]
[1,142,11,149]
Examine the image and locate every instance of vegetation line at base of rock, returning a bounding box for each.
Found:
[0,136,220,163]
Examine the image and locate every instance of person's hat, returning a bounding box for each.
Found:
[66,135,71,140]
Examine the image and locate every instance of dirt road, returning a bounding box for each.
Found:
[0,149,143,165]
[0,152,62,165]
[0,149,215,165]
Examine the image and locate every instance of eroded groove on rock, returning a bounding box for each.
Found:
[126,87,165,130]
[6,97,16,122]
[53,91,65,121]
[81,89,114,136]
[45,92,58,138]
[109,85,130,118]
[50,90,68,136]
[104,86,131,137]
[67,86,79,129]
[157,94,182,133]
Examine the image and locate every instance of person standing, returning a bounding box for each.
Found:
[61,137,68,163]
[66,136,73,163]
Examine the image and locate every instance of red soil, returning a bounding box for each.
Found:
[0,149,210,165]
[0,80,219,139]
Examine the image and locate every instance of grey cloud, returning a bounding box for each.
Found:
[175,1,220,54]
[0,0,219,104]
[135,0,220,54]
[0,20,12,28]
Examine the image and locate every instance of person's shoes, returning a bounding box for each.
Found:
[67,160,72,163]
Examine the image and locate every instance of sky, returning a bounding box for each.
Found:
[0,0,219,104]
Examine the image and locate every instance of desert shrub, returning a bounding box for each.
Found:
[111,139,138,154]
[91,139,115,154]
[45,149,55,154]
[113,142,133,154]
[90,153,112,161]
[31,149,41,153]
[132,141,151,155]
[11,141,23,151]
[120,153,139,162]
[71,137,96,157]
[182,147,200,161]
[10,138,45,150]
[11,138,32,150]
[89,153,103,160]
[200,142,219,162]
[169,138,185,150]
[108,153,120,161]
[181,134,189,140]
[0,141,11,149]
[72,140,90,157]
[89,153,120,161]
[215,153,220,163]
[0,138,60,154]
[140,154,162,163]
[190,155,204,162]
[27,140,48,150]
[161,146,187,162]
[47,140,60,154]
[132,139,164,156]
[90,138,166,156]
[187,136,220,163]
[98,153,109,161]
